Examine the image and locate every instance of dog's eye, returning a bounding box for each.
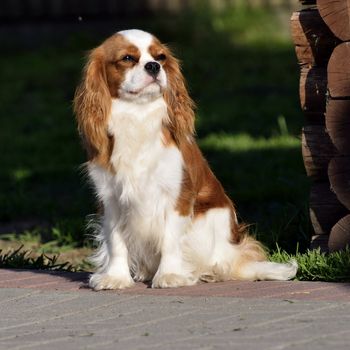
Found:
[122,55,136,62]
[155,54,166,61]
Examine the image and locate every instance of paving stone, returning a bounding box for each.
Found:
[0,270,349,349]
[0,292,349,349]
[0,269,350,301]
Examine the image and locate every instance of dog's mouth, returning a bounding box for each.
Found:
[126,78,163,95]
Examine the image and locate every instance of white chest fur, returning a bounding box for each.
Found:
[108,97,168,178]
[88,97,184,248]
[108,97,183,203]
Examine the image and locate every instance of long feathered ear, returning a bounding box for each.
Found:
[163,50,195,143]
[74,48,112,168]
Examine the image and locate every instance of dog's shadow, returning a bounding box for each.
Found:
[10,268,155,291]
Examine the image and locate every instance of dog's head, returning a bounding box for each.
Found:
[98,29,168,102]
[74,29,195,166]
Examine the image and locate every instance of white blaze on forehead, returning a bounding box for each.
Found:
[118,29,154,56]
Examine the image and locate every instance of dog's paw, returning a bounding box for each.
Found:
[133,271,153,283]
[152,273,195,288]
[89,273,134,291]
[133,265,154,282]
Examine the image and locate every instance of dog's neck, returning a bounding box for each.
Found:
[107,97,170,172]
[109,96,167,124]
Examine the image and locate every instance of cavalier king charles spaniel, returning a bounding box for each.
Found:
[74,29,297,290]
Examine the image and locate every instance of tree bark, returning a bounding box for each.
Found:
[300,67,327,117]
[328,157,350,210]
[328,42,350,98]
[302,125,336,180]
[317,0,350,41]
[329,214,350,251]
[309,182,348,235]
[325,99,350,155]
[291,10,340,67]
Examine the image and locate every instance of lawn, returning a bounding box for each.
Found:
[0,4,311,267]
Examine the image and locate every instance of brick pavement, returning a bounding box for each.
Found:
[0,269,349,350]
[0,269,349,301]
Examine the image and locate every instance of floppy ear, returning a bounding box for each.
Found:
[74,48,113,167]
[163,50,195,144]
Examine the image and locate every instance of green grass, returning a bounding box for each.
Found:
[270,247,350,282]
[0,3,314,263]
[0,246,75,271]
[1,229,77,253]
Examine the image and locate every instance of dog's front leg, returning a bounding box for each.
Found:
[152,212,195,288]
[89,204,134,291]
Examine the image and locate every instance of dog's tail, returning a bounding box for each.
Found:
[195,234,298,283]
[228,235,298,281]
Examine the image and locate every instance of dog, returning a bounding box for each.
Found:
[74,29,297,290]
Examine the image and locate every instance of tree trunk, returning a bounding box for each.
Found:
[302,125,336,180]
[300,67,327,118]
[329,214,350,251]
[328,42,350,98]
[291,10,340,67]
[328,157,350,210]
[325,99,350,155]
[309,182,348,236]
[317,0,350,41]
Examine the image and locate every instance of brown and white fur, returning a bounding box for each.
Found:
[74,29,297,290]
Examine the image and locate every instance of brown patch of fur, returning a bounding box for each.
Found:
[174,140,243,243]
[148,42,167,63]
[74,46,113,169]
[103,35,141,98]
[159,44,196,144]
[161,126,175,147]
[74,34,141,169]
[175,167,196,216]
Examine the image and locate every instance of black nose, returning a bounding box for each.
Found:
[144,61,160,77]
